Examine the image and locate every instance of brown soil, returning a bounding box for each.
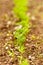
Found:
[0,0,43,65]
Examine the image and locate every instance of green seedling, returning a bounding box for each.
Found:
[13,0,28,19]
[18,56,29,65]
[20,59,29,65]
[18,44,25,53]
[13,0,30,53]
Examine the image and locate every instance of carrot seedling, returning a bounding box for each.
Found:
[13,0,31,53]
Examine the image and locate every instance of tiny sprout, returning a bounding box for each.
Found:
[18,56,29,65]
[13,0,30,54]
[18,45,25,53]
[20,59,29,65]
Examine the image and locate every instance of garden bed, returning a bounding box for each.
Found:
[0,0,43,65]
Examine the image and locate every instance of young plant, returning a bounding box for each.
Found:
[20,59,29,65]
[13,0,28,19]
[13,0,30,53]
[18,56,30,65]
[18,44,25,53]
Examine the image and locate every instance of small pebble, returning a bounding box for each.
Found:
[6,64,9,65]
[27,12,31,16]
[15,51,19,55]
[10,49,13,51]
[29,55,35,60]
[7,21,12,27]
[25,43,29,46]
[15,25,22,30]
[7,33,10,36]
[9,36,12,39]
[31,56,35,60]
[26,39,29,41]
[0,62,1,64]
[5,46,8,50]
[4,61,7,64]
[31,16,36,20]
[7,21,11,25]
[29,55,32,59]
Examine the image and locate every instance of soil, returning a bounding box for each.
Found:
[0,0,43,65]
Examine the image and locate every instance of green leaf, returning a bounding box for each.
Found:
[13,0,28,19]
[20,59,29,65]
[18,45,25,53]
[13,0,31,54]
